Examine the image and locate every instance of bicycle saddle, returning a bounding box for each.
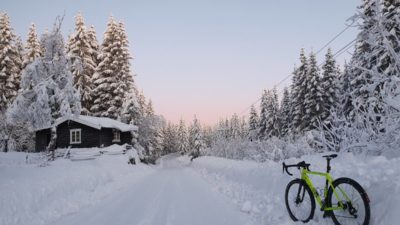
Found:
[322,154,337,159]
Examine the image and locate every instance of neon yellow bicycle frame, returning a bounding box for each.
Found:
[301,168,352,211]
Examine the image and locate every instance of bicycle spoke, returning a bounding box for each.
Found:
[287,183,313,221]
[332,183,366,225]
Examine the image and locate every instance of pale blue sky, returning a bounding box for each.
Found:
[3,0,360,124]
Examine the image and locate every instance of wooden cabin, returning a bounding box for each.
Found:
[35,115,138,152]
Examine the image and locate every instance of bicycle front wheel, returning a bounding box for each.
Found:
[285,179,315,223]
[327,177,370,225]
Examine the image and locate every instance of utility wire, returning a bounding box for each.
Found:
[238,25,358,116]
[315,20,356,56]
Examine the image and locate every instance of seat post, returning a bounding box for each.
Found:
[325,158,332,194]
[326,158,331,173]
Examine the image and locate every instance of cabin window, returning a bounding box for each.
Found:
[70,129,81,144]
[113,130,121,142]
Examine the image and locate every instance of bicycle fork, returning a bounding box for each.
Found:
[295,184,306,204]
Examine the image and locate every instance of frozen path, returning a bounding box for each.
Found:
[53,154,252,225]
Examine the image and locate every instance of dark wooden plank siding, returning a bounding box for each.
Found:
[100,129,132,147]
[121,132,132,145]
[56,120,101,149]
[35,129,51,152]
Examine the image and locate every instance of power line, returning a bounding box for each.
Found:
[315,20,356,56]
[318,37,357,67]
[238,26,358,116]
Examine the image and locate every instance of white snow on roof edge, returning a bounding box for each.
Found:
[34,115,138,132]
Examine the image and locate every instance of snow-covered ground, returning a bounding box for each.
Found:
[0,147,155,225]
[188,153,400,225]
[1,149,399,225]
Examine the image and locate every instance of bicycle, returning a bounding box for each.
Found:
[282,154,371,225]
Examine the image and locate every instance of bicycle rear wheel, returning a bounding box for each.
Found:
[285,179,315,223]
[327,177,370,225]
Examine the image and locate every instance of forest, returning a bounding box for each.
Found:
[0,0,399,162]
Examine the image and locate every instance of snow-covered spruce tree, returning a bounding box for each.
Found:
[257,90,268,139]
[352,0,400,130]
[135,89,147,118]
[337,62,354,118]
[229,113,241,139]
[177,119,189,154]
[304,52,324,131]
[279,87,291,137]
[23,23,42,68]
[116,21,140,124]
[203,125,213,148]
[377,0,400,77]
[146,99,155,117]
[348,0,379,120]
[87,25,100,66]
[91,17,126,119]
[321,48,339,121]
[265,88,281,138]
[7,19,81,151]
[290,49,308,134]
[320,0,400,154]
[188,116,203,159]
[121,87,141,125]
[0,13,22,111]
[116,22,135,101]
[248,105,258,141]
[67,13,97,115]
[161,122,178,155]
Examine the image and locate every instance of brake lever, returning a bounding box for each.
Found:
[282,162,293,176]
[282,162,285,174]
[286,167,293,176]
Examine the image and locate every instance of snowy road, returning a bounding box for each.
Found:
[3,152,399,225]
[53,154,252,225]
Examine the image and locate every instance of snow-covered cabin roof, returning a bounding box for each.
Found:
[42,115,138,132]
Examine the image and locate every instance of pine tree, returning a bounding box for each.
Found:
[280,87,291,137]
[146,100,154,117]
[161,122,178,154]
[189,116,203,160]
[248,105,258,141]
[121,89,141,125]
[375,0,400,76]
[321,48,339,120]
[91,17,123,119]
[24,23,42,68]
[177,119,189,154]
[14,37,24,84]
[229,113,241,139]
[202,125,213,148]
[116,22,134,101]
[67,13,97,115]
[87,25,99,66]
[349,0,379,118]
[136,89,147,118]
[258,90,268,139]
[265,88,280,137]
[0,13,22,111]
[337,62,353,118]
[304,52,324,131]
[290,49,308,133]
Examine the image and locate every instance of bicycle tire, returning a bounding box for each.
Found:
[327,177,370,225]
[285,179,315,223]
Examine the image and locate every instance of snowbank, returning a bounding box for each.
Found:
[188,153,400,225]
[1,150,398,225]
[0,150,154,225]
